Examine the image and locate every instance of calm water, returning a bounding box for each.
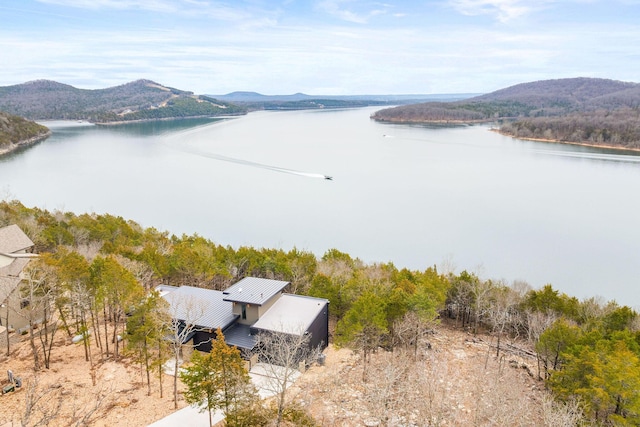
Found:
[1,108,639,307]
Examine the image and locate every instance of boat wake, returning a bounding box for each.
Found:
[532,149,640,163]
[169,144,332,179]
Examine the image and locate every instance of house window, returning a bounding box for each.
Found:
[241,304,247,320]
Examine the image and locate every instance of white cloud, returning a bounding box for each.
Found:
[316,0,391,24]
[447,0,536,22]
[36,0,179,11]
[34,0,265,22]
[4,0,640,94]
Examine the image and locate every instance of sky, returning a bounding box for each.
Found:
[1,0,640,95]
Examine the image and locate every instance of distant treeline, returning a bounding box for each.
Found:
[371,77,640,149]
[256,98,389,111]
[371,100,536,123]
[500,108,640,149]
[94,96,245,123]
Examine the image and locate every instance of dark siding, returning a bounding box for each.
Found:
[306,301,329,351]
[192,330,216,353]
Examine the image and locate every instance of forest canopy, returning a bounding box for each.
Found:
[2,198,639,426]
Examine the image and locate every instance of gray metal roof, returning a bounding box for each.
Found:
[252,294,329,335]
[0,225,34,254]
[162,286,238,330]
[223,323,256,350]
[222,277,289,306]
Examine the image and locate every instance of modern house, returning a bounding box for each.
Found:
[0,224,39,333]
[158,277,329,365]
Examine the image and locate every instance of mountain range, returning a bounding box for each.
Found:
[2,77,640,150]
[0,79,477,122]
[0,79,244,123]
[209,91,478,103]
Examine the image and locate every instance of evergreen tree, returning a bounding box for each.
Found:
[180,328,257,427]
[126,290,170,396]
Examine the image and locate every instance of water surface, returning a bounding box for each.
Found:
[1,108,639,306]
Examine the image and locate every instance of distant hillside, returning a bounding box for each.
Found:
[210,91,477,110]
[371,78,640,150]
[0,111,51,155]
[0,79,246,123]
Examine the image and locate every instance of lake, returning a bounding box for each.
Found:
[1,107,639,307]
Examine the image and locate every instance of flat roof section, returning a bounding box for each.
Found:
[251,294,328,335]
[222,277,289,306]
[223,323,256,351]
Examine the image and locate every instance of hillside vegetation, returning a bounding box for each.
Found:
[0,79,246,123]
[0,111,50,151]
[372,77,640,149]
[1,199,640,425]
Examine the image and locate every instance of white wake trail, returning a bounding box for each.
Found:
[168,144,331,179]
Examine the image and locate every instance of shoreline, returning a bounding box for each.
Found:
[0,131,52,157]
[93,113,245,126]
[490,128,640,154]
[370,117,493,125]
[370,116,640,154]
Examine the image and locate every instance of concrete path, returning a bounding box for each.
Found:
[148,362,301,426]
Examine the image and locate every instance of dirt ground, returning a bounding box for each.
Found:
[289,325,545,426]
[0,331,188,427]
[0,324,544,426]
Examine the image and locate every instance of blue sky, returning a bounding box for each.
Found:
[1,0,639,94]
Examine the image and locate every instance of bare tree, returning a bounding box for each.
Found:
[18,260,59,370]
[21,375,63,427]
[541,395,586,427]
[162,292,210,409]
[3,292,13,356]
[470,278,494,335]
[362,351,410,426]
[485,282,523,358]
[253,325,318,427]
[115,255,155,291]
[393,311,435,359]
[68,383,117,427]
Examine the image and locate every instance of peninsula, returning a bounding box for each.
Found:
[0,112,51,156]
[371,77,640,152]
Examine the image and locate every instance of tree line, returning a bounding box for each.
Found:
[499,107,640,149]
[0,112,50,148]
[1,198,639,425]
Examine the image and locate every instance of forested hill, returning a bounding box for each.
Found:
[371,77,640,150]
[472,77,639,108]
[0,111,51,154]
[0,79,246,123]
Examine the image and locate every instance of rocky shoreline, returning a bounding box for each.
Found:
[0,130,52,157]
[491,128,640,153]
